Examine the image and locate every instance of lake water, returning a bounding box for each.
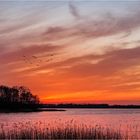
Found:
[0,109,140,138]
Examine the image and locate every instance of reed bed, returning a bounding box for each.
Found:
[0,121,139,139]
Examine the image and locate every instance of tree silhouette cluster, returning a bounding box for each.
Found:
[0,85,40,110]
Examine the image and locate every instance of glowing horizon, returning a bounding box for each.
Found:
[0,0,140,104]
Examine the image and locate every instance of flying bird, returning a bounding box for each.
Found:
[22,55,32,65]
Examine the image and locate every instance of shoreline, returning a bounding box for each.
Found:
[0,108,66,113]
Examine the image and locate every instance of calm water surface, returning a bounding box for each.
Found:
[0,109,140,134]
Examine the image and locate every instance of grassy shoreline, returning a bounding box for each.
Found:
[0,121,139,139]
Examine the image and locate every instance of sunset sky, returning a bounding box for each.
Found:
[0,0,140,104]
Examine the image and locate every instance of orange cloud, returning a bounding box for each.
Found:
[1,1,140,105]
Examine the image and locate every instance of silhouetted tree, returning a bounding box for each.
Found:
[0,85,40,109]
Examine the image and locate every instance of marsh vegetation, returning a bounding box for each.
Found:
[0,121,139,139]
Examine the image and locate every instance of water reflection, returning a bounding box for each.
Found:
[0,109,140,138]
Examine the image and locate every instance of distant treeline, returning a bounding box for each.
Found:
[0,85,40,110]
[41,103,140,109]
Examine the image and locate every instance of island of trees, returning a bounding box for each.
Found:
[0,85,40,111]
[0,85,140,112]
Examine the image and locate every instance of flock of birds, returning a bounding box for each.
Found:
[22,54,55,67]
